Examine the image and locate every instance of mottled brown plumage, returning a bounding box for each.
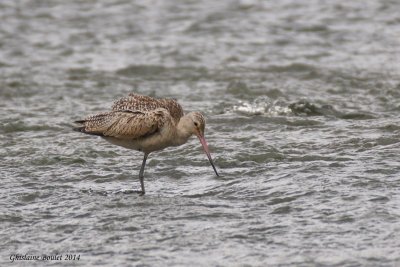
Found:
[112,93,184,123]
[74,93,219,195]
[75,109,165,140]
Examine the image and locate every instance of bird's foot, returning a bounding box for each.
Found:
[115,189,145,195]
[128,189,145,195]
[131,189,145,196]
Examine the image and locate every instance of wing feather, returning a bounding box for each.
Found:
[76,109,166,140]
[111,93,184,122]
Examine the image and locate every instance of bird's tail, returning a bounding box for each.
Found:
[73,117,105,136]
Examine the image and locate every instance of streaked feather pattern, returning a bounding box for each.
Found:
[74,109,167,140]
[112,93,184,123]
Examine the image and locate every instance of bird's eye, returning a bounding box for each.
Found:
[194,122,198,127]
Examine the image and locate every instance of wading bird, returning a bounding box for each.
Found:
[74,93,219,195]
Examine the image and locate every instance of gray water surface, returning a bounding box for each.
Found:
[1,1,400,266]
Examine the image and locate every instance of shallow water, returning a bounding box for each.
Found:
[1,0,400,266]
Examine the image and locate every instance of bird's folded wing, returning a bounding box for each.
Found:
[111,93,184,122]
[112,93,161,112]
[79,109,165,139]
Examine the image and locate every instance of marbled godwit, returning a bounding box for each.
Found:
[74,93,219,195]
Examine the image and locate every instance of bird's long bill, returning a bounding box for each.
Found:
[197,134,220,177]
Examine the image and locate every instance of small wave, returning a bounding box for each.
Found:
[0,121,59,133]
[229,97,332,117]
[116,64,209,81]
[29,156,86,166]
[264,63,317,73]
[0,214,23,223]
[231,96,292,116]
[226,80,250,94]
[229,97,375,120]
[289,100,336,116]
[290,100,377,119]
[339,113,377,120]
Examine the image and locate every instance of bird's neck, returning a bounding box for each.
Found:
[173,115,193,146]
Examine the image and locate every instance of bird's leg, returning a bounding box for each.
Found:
[138,153,149,196]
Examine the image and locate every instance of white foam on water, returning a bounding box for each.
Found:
[232,96,292,116]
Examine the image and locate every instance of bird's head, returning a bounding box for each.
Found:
[186,112,219,177]
[187,112,206,137]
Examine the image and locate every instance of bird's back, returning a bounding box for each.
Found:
[112,93,184,123]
